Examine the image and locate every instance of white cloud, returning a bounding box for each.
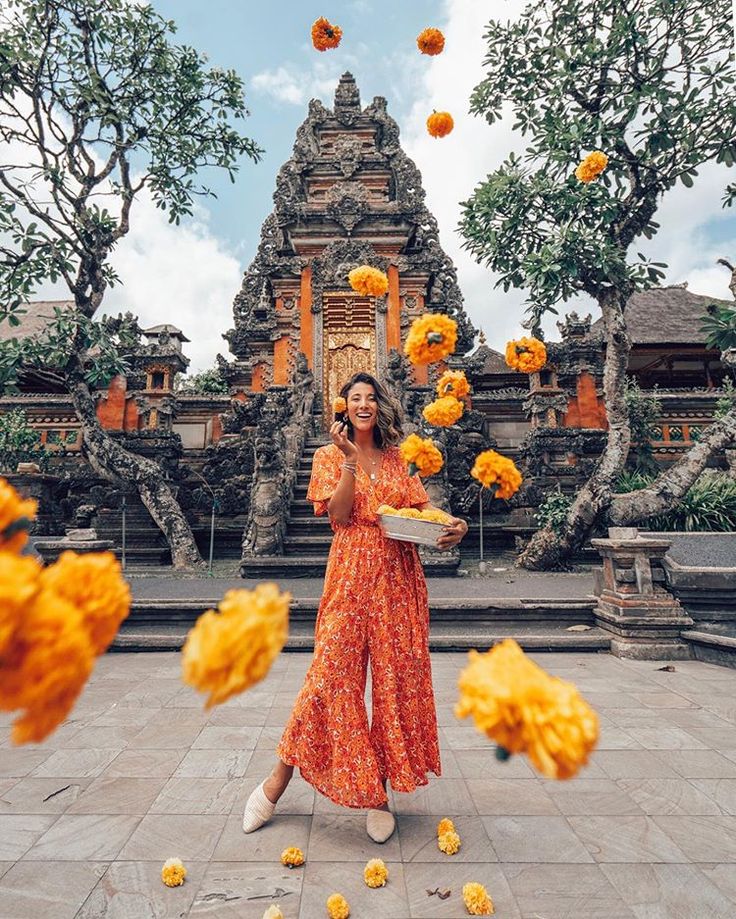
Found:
[252,59,350,107]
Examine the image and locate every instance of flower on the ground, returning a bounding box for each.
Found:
[470,450,523,500]
[455,639,599,780]
[262,907,285,919]
[438,829,461,855]
[417,27,445,55]
[40,551,131,655]
[504,337,547,374]
[427,111,454,138]
[311,17,342,51]
[399,434,443,478]
[437,817,455,836]
[575,150,608,183]
[0,552,41,658]
[404,314,458,365]
[333,397,347,414]
[437,370,470,400]
[281,846,305,867]
[0,477,37,553]
[364,857,389,888]
[161,858,187,887]
[348,265,389,298]
[327,892,350,919]
[181,583,290,708]
[423,395,464,427]
[462,881,494,915]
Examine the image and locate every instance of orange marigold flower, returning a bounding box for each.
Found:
[455,639,599,780]
[40,551,131,656]
[504,337,547,374]
[0,477,37,554]
[181,583,290,708]
[438,829,461,855]
[470,450,522,500]
[462,881,494,915]
[281,846,305,867]
[437,369,470,400]
[0,552,41,659]
[426,110,454,138]
[363,857,388,888]
[326,893,350,919]
[437,817,455,836]
[311,17,342,51]
[399,433,443,478]
[417,27,445,55]
[420,508,452,524]
[348,265,389,297]
[161,858,187,887]
[404,313,458,365]
[574,150,608,183]
[333,396,347,415]
[423,395,464,427]
[0,588,95,745]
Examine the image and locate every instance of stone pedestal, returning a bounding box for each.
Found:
[592,527,693,660]
[35,528,114,565]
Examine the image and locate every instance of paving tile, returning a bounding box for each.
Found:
[0,777,93,814]
[568,815,690,863]
[174,749,253,779]
[440,726,491,750]
[75,860,205,919]
[213,813,311,861]
[398,815,497,863]
[23,814,139,861]
[653,750,736,779]
[601,863,735,919]
[191,724,261,750]
[653,815,736,862]
[0,862,13,880]
[0,748,53,778]
[206,706,269,727]
[404,862,519,918]
[52,725,142,750]
[31,749,122,778]
[545,778,644,816]
[700,864,736,904]
[238,774,315,816]
[116,679,183,708]
[466,779,559,816]
[392,779,476,816]
[127,720,205,749]
[103,748,185,778]
[596,750,680,780]
[691,778,736,815]
[66,776,167,815]
[631,692,698,709]
[616,778,723,815]
[189,862,302,917]
[453,749,535,780]
[308,814,402,862]
[150,776,244,815]
[0,815,58,860]
[254,725,289,752]
[482,816,594,863]
[503,863,635,918]
[0,859,108,919]
[87,708,156,729]
[118,813,226,860]
[299,859,410,919]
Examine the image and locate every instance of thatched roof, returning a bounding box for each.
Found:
[0,301,74,342]
[474,344,509,375]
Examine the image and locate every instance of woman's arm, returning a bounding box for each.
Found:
[417,502,469,550]
[326,422,359,525]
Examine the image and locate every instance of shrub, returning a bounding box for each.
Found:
[0,409,47,473]
[614,470,736,532]
[536,488,572,535]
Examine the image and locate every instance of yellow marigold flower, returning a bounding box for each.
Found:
[262,907,285,919]
[404,313,458,365]
[575,150,609,183]
[399,433,443,478]
[397,508,422,518]
[471,450,522,500]
[417,27,445,55]
[504,337,547,374]
[377,504,397,515]
[348,265,389,298]
[420,508,452,524]
[462,881,494,915]
[161,858,187,887]
[437,369,470,400]
[181,583,290,708]
[311,16,342,51]
[363,857,388,888]
[0,552,41,658]
[437,817,455,836]
[326,892,350,919]
[0,589,95,745]
[438,829,461,855]
[0,477,37,554]
[455,640,600,780]
[40,551,131,656]
[427,111,454,138]
[333,396,347,414]
[423,395,464,427]
[281,846,305,868]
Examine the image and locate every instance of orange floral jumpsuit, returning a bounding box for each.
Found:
[276,443,441,808]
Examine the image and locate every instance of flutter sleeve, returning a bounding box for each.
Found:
[307,445,342,517]
[405,470,429,508]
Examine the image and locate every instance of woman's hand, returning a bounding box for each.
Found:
[436,516,468,550]
[330,420,358,461]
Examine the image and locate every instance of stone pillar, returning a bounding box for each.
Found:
[7,471,61,537]
[592,527,693,659]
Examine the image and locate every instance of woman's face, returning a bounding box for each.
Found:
[346,382,378,434]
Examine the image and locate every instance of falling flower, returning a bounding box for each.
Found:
[311,17,342,51]
[333,396,347,415]
[575,150,609,183]
[470,450,522,500]
[281,846,305,868]
[0,477,37,553]
[326,892,350,919]
[417,27,445,55]
[438,830,461,855]
[348,265,389,297]
[363,858,389,888]
[423,395,464,427]
[0,552,41,658]
[181,583,290,708]
[262,907,284,919]
[462,881,494,915]
[161,858,187,887]
[427,111,454,138]
[455,639,599,780]
[399,433,443,478]
[404,313,458,365]
[504,337,547,373]
[437,817,455,836]
[437,370,470,400]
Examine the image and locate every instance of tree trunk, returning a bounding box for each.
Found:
[69,377,204,570]
[518,287,632,569]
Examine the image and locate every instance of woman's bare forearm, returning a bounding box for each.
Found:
[327,467,356,523]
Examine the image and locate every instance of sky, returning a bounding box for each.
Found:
[39,0,736,372]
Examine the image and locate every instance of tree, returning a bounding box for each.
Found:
[701,261,736,350]
[176,366,229,395]
[461,0,736,569]
[0,408,47,474]
[0,0,261,567]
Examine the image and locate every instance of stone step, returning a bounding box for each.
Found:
[238,554,460,578]
[285,520,333,537]
[283,535,337,554]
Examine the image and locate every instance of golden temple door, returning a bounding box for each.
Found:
[323,292,376,428]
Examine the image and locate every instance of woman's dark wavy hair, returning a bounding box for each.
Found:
[339,372,403,448]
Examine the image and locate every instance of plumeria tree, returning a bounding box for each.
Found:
[461,0,736,569]
[0,0,261,567]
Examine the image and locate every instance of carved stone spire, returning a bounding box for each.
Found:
[333,71,361,125]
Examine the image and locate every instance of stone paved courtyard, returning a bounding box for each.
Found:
[2,651,736,918]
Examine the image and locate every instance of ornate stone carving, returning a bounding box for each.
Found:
[325,179,370,233]
[334,135,363,177]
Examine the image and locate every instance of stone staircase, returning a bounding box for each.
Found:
[93,497,171,566]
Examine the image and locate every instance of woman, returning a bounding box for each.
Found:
[242,372,468,842]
